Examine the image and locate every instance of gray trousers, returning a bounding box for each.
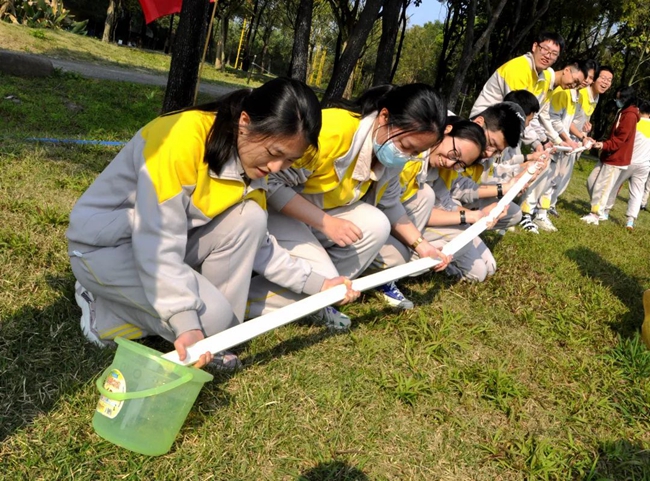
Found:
[520,159,555,214]
[642,170,650,208]
[247,201,391,318]
[423,225,496,282]
[604,163,650,219]
[586,162,625,215]
[370,184,436,270]
[550,152,576,208]
[69,201,267,343]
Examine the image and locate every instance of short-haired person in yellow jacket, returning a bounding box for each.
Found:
[247,84,450,322]
[470,32,565,118]
[67,78,358,371]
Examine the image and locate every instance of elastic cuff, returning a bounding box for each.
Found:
[302,271,327,295]
[168,310,202,336]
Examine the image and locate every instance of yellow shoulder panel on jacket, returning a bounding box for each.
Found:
[637,118,650,138]
[550,87,569,111]
[400,159,425,202]
[498,56,534,92]
[579,88,596,116]
[296,108,360,170]
[141,110,214,203]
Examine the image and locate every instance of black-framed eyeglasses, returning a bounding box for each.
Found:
[448,136,467,172]
[537,44,560,59]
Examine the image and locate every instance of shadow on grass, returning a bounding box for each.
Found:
[557,197,591,217]
[586,439,650,480]
[297,460,369,480]
[238,301,405,370]
[0,273,233,443]
[564,246,644,338]
[0,277,113,441]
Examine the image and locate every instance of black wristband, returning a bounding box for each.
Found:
[497,183,504,200]
[523,154,528,162]
[460,210,467,225]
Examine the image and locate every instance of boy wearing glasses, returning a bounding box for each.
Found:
[470,32,565,119]
[525,59,598,232]
[446,103,528,231]
[517,59,595,232]
[546,67,614,217]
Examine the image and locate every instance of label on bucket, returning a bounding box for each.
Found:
[96,369,126,419]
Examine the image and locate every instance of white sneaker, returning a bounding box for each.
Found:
[308,306,351,330]
[533,216,558,232]
[75,281,113,348]
[581,214,599,225]
[598,212,609,221]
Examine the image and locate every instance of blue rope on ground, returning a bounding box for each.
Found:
[26,137,126,147]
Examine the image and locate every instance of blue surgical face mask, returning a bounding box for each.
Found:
[615,99,625,109]
[372,128,412,168]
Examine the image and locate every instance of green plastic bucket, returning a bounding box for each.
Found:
[92,337,213,456]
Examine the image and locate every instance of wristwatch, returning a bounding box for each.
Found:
[460,210,467,225]
[410,236,424,251]
[496,183,504,199]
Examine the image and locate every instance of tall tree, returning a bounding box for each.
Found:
[322,0,385,104]
[162,0,211,113]
[446,0,508,109]
[289,0,314,81]
[372,0,404,85]
[102,0,118,43]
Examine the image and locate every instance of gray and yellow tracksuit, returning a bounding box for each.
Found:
[471,52,555,149]
[247,109,394,317]
[392,159,496,282]
[471,53,554,118]
[67,110,323,343]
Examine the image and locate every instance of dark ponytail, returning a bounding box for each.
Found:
[344,83,447,143]
[190,77,321,174]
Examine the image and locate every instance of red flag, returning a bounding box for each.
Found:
[139,0,215,24]
[139,0,182,24]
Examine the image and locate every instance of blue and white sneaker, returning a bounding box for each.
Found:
[308,306,351,330]
[626,218,635,231]
[376,281,414,310]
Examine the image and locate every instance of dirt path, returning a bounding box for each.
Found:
[2,49,234,97]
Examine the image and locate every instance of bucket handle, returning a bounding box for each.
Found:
[96,367,194,401]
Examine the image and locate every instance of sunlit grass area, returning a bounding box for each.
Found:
[1,72,649,479]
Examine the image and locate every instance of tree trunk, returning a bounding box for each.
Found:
[241,0,259,71]
[434,2,460,91]
[289,0,313,81]
[389,1,407,82]
[372,0,402,86]
[162,0,211,113]
[322,0,384,105]
[447,0,508,110]
[219,15,229,70]
[102,0,117,43]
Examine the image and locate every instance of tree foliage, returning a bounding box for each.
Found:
[63,0,650,111]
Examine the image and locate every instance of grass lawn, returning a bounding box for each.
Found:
[0,22,267,90]
[1,71,650,480]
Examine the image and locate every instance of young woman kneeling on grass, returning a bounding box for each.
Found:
[374,119,493,309]
[67,78,358,370]
[247,83,450,322]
